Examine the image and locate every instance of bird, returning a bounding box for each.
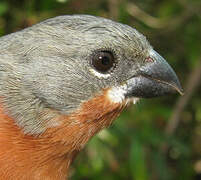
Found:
[0,15,183,179]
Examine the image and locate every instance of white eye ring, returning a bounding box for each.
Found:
[89,68,111,79]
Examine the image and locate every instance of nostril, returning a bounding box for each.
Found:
[145,57,154,63]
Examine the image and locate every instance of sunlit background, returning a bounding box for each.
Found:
[0,0,200,179]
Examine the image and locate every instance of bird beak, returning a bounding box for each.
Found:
[126,49,183,98]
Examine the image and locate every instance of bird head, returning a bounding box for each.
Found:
[0,15,184,178]
[0,15,183,136]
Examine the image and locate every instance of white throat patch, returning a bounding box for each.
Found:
[107,85,139,104]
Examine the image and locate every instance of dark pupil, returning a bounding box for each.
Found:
[92,51,114,73]
[99,56,110,65]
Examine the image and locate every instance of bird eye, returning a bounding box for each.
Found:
[91,51,115,73]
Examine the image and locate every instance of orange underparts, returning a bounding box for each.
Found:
[0,89,128,180]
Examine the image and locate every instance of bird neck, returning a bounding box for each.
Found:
[0,106,73,179]
[0,90,127,179]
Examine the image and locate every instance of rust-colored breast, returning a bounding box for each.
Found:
[0,89,127,180]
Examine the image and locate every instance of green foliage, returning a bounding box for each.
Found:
[130,138,148,180]
[0,2,8,16]
[0,0,200,179]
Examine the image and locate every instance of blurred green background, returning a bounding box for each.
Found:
[0,0,200,179]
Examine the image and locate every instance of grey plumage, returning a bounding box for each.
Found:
[0,15,155,134]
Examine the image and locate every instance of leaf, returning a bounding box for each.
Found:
[0,2,8,16]
[130,137,148,180]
